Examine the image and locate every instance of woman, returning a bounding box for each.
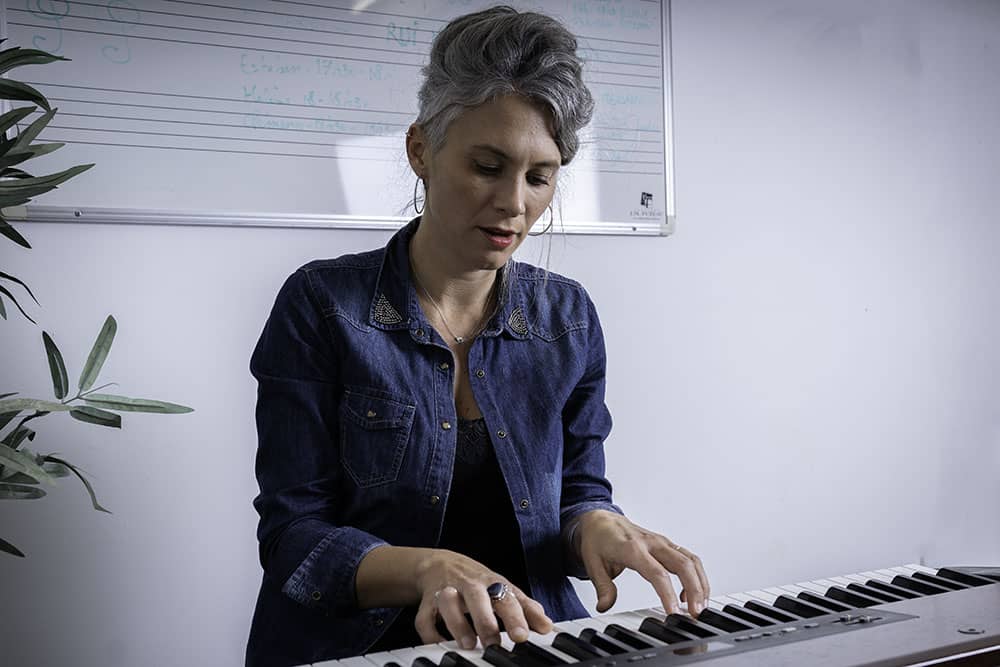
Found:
[247,7,709,667]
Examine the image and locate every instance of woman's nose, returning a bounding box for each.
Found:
[494,177,527,217]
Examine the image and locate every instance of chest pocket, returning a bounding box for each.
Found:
[340,388,416,488]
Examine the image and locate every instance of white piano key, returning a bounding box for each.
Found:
[386,647,427,666]
[709,595,743,610]
[743,589,779,604]
[727,592,758,605]
[859,570,894,583]
[830,576,858,587]
[907,563,939,575]
[332,657,381,667]
[875,568,904,580]
[362,650,404,667]
[763,586,792,599]
[793,580,830,594]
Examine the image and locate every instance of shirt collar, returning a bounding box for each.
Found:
[368,218,531,341]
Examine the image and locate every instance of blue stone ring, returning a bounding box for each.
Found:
[487,582,510,604]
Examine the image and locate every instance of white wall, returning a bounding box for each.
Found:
[2,1,998,665]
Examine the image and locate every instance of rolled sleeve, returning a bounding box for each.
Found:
[559,294,624,579]
[251,269,380,615]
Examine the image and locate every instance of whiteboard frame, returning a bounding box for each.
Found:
[2,0,677,237]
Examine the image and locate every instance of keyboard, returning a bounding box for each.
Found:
[314,563,1000,667]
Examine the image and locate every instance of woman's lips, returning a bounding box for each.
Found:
[480,227,516,249]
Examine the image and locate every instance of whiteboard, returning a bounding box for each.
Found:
[3,0,675,235]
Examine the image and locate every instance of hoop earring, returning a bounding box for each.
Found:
[529,205,554,236]
[413,177,425,215]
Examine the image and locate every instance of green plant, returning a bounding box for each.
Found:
[0,41,193,557]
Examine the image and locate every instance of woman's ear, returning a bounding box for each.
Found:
[406,124,429,178]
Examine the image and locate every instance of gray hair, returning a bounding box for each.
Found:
[415,6,594,166]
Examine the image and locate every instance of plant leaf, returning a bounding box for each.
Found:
[0,46,68,77]
[41,332,69,399]
[0,218,31,248]
[0,295,5,319]
[44,455,110,513]
[69,406,121,429]
[10,109,55,153]
[0,79,51,112]
[0,535,25,557]
[1,167,33,179]
[0,106,34,135]
[0,285,34,323]
[0,393,18,399]
[78,315,117,391]
[0,162,95,198]
[0,482,45,500]
[1,425,34,449]
[0,141,67,170]
[0,444,55,484]
[83,393,193,414]
[0,271,38,304]
[0,398,70,414]
[0,411,18,431]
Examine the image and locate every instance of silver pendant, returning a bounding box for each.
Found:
[454,336,464,343]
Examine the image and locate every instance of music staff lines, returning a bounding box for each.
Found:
[22,2,661,67]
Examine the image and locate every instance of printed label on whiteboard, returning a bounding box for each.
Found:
[629,191,664,221]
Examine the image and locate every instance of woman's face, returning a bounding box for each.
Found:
[408,95,562,272]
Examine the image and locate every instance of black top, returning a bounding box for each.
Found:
[370,418,529,650]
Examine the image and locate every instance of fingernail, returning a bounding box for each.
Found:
[511,627,528,642]
[460,636,476,650]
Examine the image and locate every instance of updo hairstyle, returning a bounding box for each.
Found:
[415,6,594,166]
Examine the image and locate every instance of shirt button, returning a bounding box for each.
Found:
[415,328,425,338]
[439,362,450,370]
[375,618,384,627]
[497,430,507,438]
[366,410,376,418]
[311,591,322,601]
[430,495,440,505]
[441,421,452,431]
[476,369,485,378]
[520,499,529,509]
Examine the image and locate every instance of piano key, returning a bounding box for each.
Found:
[604,623,662,649]
[771,595,830,618]
[693,607,754,633]
[414,658,438,667]
[789,581,830,595]
[864,578,921,599]
[708,595,745,610]
[794,590,852,613]
[482,645,521,667]
[823,585,884,608]
[317,657,381,667]
[743,599,802,622]
[511,642,568,666]
[846,582,905,603]
[441,651,485,667]
[909,571,969,591]
[889,574,950,596]
[436,642,493,667]
[578,628,634,654]
[637,617,699,644]
[387,647,433,667]
[936,567,999,587]
[721,603,778,627]
[551,632,610,660]
[356,651,402,667]
[743,589,779,605]
[663,613,719,638]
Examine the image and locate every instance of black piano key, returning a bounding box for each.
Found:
[483,645,525,667]
[694,608,753,633]
[890,575,950,596]
[865,579,920,599]
[552,632,610,660]
[936,567,998,587]
[441,651,480,667]
[722,604,777,627]
[824,585,883,608]
[772,595,829,619]
[846,582,905,603]
[579,628,633,655]
[413,658,438,667]
[638,618,698,644]
[796,591,852,612]
[604,623,657,650]
[910,571,968,591]
[512,641,569,666]
[744,599,801,622]
[663,613,718,638]
[384,663,403,667]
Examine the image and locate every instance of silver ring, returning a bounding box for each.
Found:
[486,582,510,604]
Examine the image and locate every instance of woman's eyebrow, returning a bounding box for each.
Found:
[470,144,560,169]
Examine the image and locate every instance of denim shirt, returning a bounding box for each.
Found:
[246,220,622,667]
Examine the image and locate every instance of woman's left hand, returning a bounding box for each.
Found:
[575,510,710,617]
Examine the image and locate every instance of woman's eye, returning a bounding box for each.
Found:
[475,162,501,175]
[529,174,551,186]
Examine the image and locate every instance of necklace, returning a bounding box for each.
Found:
[410,264,494,344]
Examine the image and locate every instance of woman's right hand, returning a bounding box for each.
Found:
[413,549,552,649]
[356,545,552,649]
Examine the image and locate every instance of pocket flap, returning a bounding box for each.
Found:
[341,389,413,430]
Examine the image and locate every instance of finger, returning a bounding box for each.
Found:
[464,584,502,647]
[632,552,681,615]
[515,588,553,635]
[414,591,448,645]
[656,543,705,616]
[581,548,618,613]
[436,586,478,650]
[492,587,531,643]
